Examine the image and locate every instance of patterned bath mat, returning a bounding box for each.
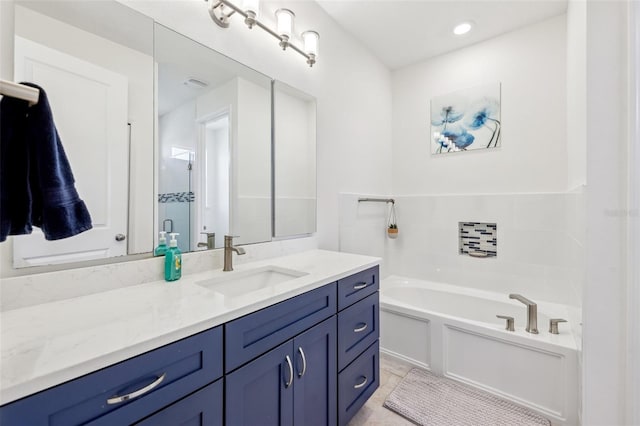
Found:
[383,368,551,426]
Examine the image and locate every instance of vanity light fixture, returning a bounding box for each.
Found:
[207,0,319,67]
[453,21,473,35]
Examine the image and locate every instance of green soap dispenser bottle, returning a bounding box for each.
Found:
[154,231,167,257]
[164,233,182,282]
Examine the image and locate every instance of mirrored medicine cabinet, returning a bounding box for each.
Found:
[6,0,316,274]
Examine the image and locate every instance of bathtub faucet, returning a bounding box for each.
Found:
[509,294,538,334]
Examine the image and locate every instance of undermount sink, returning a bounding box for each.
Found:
[195,266,308,298]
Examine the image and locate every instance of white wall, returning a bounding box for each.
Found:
[566,0,587,190]
[274,88,316,236]
[392,15,567,195]
[582,1,631,424]
[341,16,583,308]
[629,4,640,424]
[122,0,393,251]
[235,78,272,245]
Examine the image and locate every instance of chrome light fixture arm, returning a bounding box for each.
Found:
[207,0,318,67]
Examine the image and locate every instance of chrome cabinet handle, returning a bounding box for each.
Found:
[284,355,294,388]
[106,373,166,405]
[297,347,307,378]
[354,376,368,389]
[353,282,367,290]
[354,323,368,333]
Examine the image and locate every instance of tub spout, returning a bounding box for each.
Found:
[509,294,538,334]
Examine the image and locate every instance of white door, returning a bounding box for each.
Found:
[12,36,129,267]
[196,113,230,249]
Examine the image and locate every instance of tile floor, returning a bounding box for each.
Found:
[347,353,417,426]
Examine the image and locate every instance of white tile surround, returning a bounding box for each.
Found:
[339,190,585,308]
[0,236,318,312]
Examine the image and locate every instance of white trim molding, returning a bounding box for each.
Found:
[628,1,640,424]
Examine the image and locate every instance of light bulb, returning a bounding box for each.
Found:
[302,31,319,56]
[275,9,295,38]
[453,21,473,35]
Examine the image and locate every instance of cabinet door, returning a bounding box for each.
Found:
[226,341,294,426]
[293,316,337,426]
[134,380,222,426]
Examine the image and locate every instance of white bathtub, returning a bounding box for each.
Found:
[380,276,579,426]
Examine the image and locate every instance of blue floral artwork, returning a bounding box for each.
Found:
[430,83,501,154]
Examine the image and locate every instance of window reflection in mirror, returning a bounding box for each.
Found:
[272,81,317,237]
[7,1,154,271]
[155,24,272,253]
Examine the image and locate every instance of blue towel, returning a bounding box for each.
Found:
[0,82,92,241]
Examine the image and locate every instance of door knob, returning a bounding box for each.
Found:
[115,234,126,241]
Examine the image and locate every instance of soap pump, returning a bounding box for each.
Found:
[154,231,168,257]
[164,233,182,282]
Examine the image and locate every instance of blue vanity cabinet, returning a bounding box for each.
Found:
[134,379,223,426]
[337,266,379,311]
[1,265,379,426]
[226,340,294,426]
[337,341,379,426]
[336,266,380,426]
[0,327,223,426]
[225,284,337,373]
[337,292,379,371]
[226,316,337,426]
[293,316,337,426]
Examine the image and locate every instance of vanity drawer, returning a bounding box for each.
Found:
[134,378,223,426]
[225,283,337,373]
[338,292,379,371]
[338,341,379,426]
[337,266,379,310]
[0,326,223,426]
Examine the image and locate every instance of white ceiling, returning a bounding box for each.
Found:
[316,0,568,70]
[155,24,271,116]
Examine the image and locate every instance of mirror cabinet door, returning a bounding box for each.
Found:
[10,0,154,268]
[155,24,272,253]
[272,81,317,238]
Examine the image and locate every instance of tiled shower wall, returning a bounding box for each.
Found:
[339,189,585,307]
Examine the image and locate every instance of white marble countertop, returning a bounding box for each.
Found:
[0,249,380,405]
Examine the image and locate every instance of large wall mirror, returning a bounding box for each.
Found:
[3,0,316,276]
[155,24,272,252]
[7,0,154,270]
[273,81,317,237]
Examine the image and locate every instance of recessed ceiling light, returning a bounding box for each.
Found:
[453,22,473,36]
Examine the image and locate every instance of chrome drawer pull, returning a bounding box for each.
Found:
[354,323,368,333]
[285,355,294,388]
[354,376,368,389]
[353,282,368,290]
[107,373,166,405]
[297,347,307,378]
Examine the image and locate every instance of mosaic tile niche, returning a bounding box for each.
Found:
[459,222,497,257]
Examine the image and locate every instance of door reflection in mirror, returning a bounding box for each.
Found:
[155,24,272,253]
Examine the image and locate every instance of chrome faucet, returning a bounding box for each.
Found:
[197,232,216,249]
[223,235,246,271]
[509,294,538,334]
